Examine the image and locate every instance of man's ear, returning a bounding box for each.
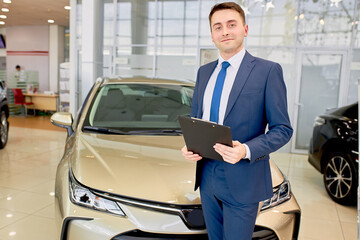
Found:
[244,25,249,37]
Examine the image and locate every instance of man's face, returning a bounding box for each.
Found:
[210,9,248,59]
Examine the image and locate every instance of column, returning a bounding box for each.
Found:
[49,24,65,93]
[81,0,104,103]
[131,0,148,54]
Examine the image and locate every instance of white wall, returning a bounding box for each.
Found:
[6,25,49,91]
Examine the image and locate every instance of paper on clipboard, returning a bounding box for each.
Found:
[178,115,233,161]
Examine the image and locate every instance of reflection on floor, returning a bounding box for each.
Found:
[8,116,65,132]
[0,117,356,240]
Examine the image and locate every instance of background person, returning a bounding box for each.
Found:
[181,2,293,239]
[14,65,27,81]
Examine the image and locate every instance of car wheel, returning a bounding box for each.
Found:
[0,110,8,149]
[323,152,357,205]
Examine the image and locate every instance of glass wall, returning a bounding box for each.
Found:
[246,0,297,47]
[101,0,201,80]
[99,0,359,82]
[73,0,359,152]
[295,52,345,150]
[297,0,357,47]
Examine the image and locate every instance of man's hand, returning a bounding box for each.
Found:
[213,140,246,164]
[181,145,202,162]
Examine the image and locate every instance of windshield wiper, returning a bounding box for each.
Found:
[128,129,182,135]
[82,126,130,135]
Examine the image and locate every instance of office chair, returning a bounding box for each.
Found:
[12,88,35,116]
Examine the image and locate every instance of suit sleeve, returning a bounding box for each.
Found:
[245,63,293,163]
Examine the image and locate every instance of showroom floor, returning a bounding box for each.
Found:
[0,116,356,240]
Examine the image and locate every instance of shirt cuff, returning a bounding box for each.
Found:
[243,143,251,160]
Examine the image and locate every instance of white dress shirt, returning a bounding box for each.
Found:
[202,48,251,160]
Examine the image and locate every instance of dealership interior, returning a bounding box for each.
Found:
[0,0,358,239]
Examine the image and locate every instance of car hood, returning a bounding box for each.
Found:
[71,133,284,205]
[324,102,358,119]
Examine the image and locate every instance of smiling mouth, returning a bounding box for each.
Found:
[221,38,233,42]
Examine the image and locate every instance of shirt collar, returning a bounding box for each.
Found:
[217,48,246,70]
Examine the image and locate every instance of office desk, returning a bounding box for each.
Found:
[24,93,59,112]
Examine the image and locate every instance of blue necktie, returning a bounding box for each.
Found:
[210,61,230,123]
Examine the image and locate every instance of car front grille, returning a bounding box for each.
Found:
[112,226,278,240]
[252,226,279,240]
[93,191,279,239]
[112,230,208,240]
[180,208,205,229]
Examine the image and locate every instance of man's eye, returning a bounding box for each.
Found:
[229,23,236,27]
[215,26,221,30]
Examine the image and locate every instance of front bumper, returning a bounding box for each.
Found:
[56,163,300,240]
[57,197,300,240]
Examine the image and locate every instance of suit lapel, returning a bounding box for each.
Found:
[224,51,256,120]
[196,60,218,118]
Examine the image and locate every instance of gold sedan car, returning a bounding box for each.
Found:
[51,77,300,240]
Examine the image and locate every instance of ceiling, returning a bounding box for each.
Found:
[0,0,70,27]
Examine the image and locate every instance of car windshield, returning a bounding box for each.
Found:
[82,83,194,134]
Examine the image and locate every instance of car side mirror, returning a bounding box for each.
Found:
[51,112,74,136]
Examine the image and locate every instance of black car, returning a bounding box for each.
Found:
[0,80,8,149]
[308,102,358,205]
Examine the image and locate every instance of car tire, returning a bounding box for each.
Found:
[323,152,357,205]
[0,110,8,149]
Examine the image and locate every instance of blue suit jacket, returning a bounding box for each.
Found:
[191,51,293,204]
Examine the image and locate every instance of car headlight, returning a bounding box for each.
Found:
[314,116,326,127]
[69,171,126,216]
[261,178,291,211]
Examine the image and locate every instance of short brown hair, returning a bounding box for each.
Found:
[209,2,246,27]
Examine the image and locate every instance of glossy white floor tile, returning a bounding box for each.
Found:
[0,127,65,240]
[0,127,356,239]
[0,215,56,240]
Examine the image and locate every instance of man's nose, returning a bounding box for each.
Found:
[222,27,229,36]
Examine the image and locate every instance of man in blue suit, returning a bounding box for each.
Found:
[181,2,293,240]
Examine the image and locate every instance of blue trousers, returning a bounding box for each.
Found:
[200,159,258,240]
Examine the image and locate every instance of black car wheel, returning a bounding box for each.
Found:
[0,110,8,149]
[323,152,357,205]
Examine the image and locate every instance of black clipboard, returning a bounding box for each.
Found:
[178,115,233,161]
